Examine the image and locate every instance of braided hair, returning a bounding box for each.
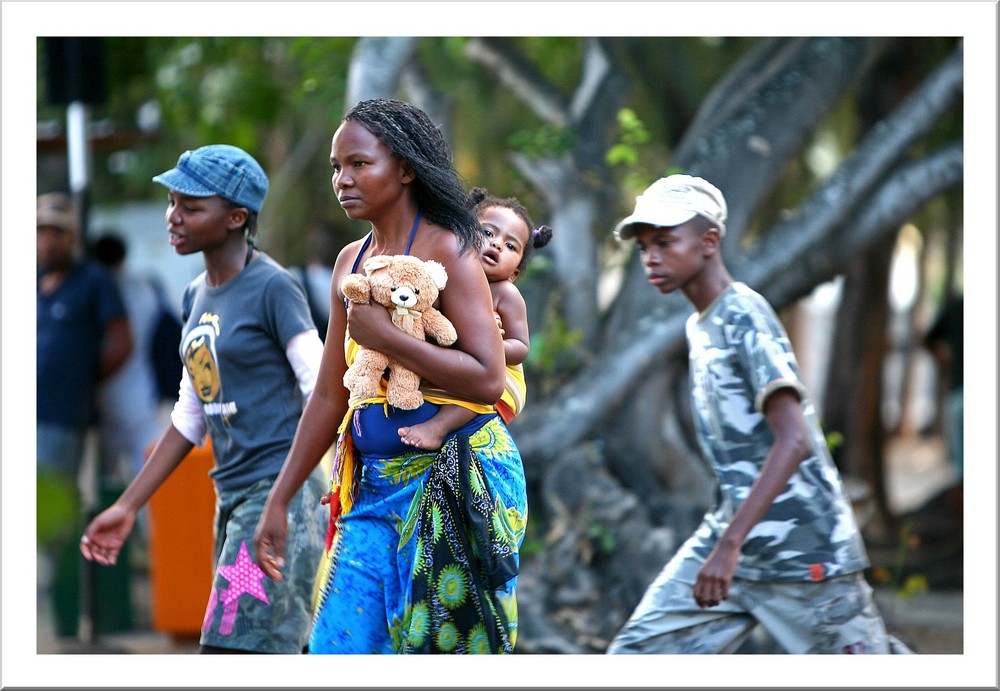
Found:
[343,99,482,252]
[469,187,553,273]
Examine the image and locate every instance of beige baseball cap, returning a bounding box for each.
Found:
[614,174,727,240]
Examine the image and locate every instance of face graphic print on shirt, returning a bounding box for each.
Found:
[184,313,236,423]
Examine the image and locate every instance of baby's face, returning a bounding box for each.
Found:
[479,206,529,283]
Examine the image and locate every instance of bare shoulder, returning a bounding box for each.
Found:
[331,236,370,296]
[413,223,468,263]
[490,279,523,306]
[412,225,482,285]
[491,279,527,323]
[335,236,370,268]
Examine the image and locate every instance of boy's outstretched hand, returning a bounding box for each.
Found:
[80,505,135,567]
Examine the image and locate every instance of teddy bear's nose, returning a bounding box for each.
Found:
[391,286,419,307]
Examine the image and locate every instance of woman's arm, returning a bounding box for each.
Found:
[254,245,356,579]
[347,229,505,404]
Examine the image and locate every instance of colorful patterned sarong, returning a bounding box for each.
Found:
[309,415,526,654]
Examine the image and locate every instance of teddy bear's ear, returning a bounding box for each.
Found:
[422,260,449,290]
[363,255,392,274]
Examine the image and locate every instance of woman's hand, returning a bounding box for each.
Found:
[80,505,136,567]
[344,300,395,351]
[253,500,290,582]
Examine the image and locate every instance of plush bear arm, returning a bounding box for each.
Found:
[341,274,372,304]
[421,308,458,347]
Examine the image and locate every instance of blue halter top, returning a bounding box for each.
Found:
[344,212,420,310]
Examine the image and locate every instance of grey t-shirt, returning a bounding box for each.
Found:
[180,253,316,491]
[676,282,869,583]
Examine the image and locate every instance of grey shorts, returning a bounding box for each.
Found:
[199,468,327,653]
[608,570,893,654]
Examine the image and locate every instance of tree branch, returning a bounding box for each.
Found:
[729,42,964,280]
[514,38,963,467]
[602,38,891,345]
[676,37,890,245]
[464,37,569,125]
[345,36,419,107]
[755,141,963,304]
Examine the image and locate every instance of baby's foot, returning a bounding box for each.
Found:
[398,423,445,451]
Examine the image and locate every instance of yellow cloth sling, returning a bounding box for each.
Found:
[497,363,526,425]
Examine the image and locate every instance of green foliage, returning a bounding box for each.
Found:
[153,38,283,146]
[506,123,576,158]
[605,108,650,168]
[518,512,547,558]
[526,308,585,382]
[825,430,845,455]
[514,37,583,87]
[897,573,929,599]
[287,37,355,117]
[37,473,80,547]
[585,521,617,556]
[605,108,660,199]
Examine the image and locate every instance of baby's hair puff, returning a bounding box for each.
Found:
[469,187,553,272]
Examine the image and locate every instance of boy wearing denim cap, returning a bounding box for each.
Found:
[606,174,904,654]
[81,145,327,654]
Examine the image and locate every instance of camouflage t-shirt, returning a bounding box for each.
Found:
[678,282,869,583]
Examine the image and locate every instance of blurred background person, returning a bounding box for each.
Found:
[91,232,176,483]
[289,226,337,343]
[37,192,133,638]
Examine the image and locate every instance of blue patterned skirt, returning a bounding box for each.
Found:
[309,415,526,653]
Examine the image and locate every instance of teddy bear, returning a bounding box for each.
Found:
[341,254,458,410]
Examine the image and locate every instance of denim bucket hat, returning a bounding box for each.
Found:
[153,144,269,213]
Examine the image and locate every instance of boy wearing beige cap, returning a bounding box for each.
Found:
[607,174,903,654]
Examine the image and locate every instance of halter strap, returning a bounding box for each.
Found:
[346,212,422,307]
[404,211,420,254]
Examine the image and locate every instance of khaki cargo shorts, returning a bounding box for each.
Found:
[200,469,326,653]
[608,570,903,654]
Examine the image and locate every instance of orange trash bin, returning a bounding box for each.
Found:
[147,438,216,635]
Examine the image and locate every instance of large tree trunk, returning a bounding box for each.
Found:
[344,36,419,108]
[466,37,630,349]
[823,233,897,531]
